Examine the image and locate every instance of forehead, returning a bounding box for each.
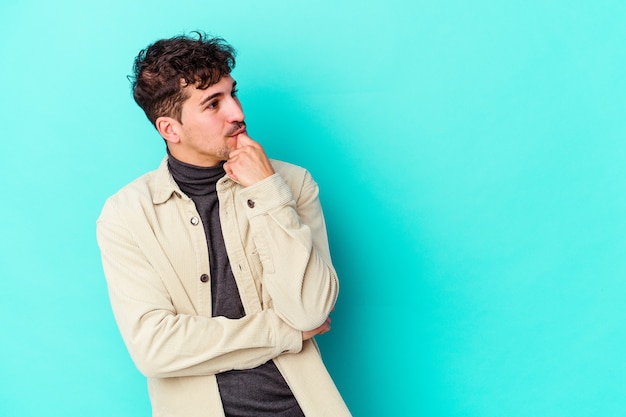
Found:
[184,75,235,104]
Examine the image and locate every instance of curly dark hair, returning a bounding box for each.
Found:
[130,31,236,125]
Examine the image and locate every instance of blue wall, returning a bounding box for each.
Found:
[1,1,625,416]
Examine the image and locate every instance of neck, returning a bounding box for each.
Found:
[167,150,225,196]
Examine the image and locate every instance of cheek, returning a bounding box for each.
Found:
[201,118,223,134]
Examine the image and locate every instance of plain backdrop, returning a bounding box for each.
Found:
[1,1,625,416]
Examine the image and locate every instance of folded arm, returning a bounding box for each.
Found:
[238,167,339,331]
[97,197,303,379]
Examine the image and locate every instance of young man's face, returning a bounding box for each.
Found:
[167,75,246,167]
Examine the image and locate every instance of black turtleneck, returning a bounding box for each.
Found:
[168,154,244,318]
[167,153,304,417]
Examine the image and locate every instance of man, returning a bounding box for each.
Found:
[96,32,351,417]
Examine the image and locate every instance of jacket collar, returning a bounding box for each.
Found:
[150,157,186,204]
[148,156,235,204]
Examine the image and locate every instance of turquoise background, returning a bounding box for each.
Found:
[1,1,625,416]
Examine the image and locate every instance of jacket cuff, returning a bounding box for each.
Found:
[237,173,294,217]
[271,310,303,355]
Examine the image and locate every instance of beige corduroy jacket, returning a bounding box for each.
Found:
[96,157,351,417]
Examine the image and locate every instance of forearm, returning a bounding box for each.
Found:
[240,171,339,331]
[112,301,301,378]
[97,208,302,379]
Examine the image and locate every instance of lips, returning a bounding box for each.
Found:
[228,123,247,137]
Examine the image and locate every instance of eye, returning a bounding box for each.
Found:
[206,100,218,110]
[231,87,239,98]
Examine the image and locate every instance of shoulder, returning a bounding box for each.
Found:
[106,170,158,207]
[270,159,315,185]
[268,159,319,200]
[98,160,175,222]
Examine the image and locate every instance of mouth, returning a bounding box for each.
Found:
[228,123,247,137]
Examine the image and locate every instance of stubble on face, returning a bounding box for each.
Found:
[225,121,246,137]
[173,77,247,166]
[223,121,246,158]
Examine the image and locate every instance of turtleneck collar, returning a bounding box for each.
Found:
[167,150,226,197]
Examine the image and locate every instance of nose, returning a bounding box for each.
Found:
[225,97,244,123]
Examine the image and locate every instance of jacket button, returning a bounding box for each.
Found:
[247,199,255,208]
[200,274,209,283]
[190,216,200,225]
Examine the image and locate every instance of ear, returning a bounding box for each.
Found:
[155,116,182,144]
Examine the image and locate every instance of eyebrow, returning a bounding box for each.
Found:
[199,81,237,107]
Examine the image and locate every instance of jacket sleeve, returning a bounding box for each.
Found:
[238,167,339,331]
[96,196,303,379]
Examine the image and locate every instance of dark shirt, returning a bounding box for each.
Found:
[167,154,305,417]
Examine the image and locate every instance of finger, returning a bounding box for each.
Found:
[236,133,257,149]
[223,162,239,182]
